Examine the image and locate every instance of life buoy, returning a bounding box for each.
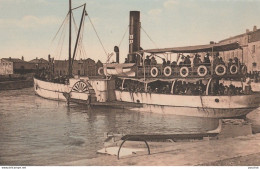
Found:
[98,67,104,76]
[163,66,172,77]
[241,65,247,75]
[230,65,238,75]
[197,65,208,77]
[180,67,189,77]
[215,64,226,76]
[150,67,159,77]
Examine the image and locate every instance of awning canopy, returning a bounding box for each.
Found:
[141,42,240,54]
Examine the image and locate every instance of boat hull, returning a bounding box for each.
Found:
[115,90,260,118]
[34,78,95,103]
[34,78,68,101]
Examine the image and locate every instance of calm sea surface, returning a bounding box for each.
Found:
[0,88,259,165]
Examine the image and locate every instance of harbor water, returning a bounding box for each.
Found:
[0,88,259,165]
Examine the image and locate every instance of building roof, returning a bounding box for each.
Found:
[219,28,260,43]
[29,58,48,63]
[2,58,26,63]
[219,33,247,43]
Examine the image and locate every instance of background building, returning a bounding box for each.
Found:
[0,59,13,75]
[29,58,49,70]
[219,26,260,72]
[53,58,103,76]
[1,57,35,74]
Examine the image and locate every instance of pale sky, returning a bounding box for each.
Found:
[0,0,260,63]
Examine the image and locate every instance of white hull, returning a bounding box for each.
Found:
[34,78,68,101]
[34,78,94,103]
[115,90,260,118]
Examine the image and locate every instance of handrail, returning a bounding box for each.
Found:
[117,136,150,160]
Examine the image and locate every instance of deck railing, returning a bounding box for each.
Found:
[136,63,245,79]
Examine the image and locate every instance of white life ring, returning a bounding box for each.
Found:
[98,67,104,76]
[163,66,172,77]
[215,64,226,76]
[230,65,238,75]
[241,65,247,75]
[150,67,159,77]
[197,65,208,77]
[180,67,189,77]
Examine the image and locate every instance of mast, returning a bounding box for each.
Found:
[68,0,72,77]
[72,4,86,65]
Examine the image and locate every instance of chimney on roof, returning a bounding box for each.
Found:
[253,25,257,31]
[9,57,11,60]
[21,56,24,61]
[246,29,250,33]
[48,54,51,62]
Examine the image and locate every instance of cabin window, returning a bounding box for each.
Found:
[252,45,256,53]
[78,70,80,75]
[252,62,257,67]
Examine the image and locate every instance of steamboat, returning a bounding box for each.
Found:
[34,1,260,118]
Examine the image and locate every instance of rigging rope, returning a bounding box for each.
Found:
[141,27,160,49]
[52,12,69,43]
[118,25,129,47]
[58,24,68,60]
[141,26,166,58]
[87,12,108,57]
[54,14,69,60]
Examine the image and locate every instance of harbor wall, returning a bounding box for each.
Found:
[0,79,33,90]
[0,73,34,90]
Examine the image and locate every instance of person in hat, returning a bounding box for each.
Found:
[184,55,191,67]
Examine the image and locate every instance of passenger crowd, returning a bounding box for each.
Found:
[115,78,253,96]
[35,69,68,84]
[131,52,243,71]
